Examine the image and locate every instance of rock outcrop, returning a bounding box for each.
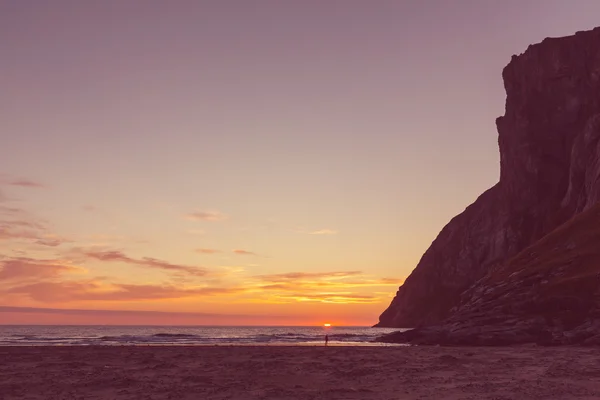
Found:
[376,27,600,332]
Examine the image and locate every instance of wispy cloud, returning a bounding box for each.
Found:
[0,211,69,248]
[256,271,362,282]
[9,179,45,188]
[9,220,47,230]
[0,179,57,246]
[275,293,379,304]
[258,277,401,290]
[308,229,338,235]
[0,206,34,218]
[79,234,150,246]
[84,250,207,277]
[0,208,48,242]
[0,256,400,307]
[0,227,38,241]
[196,248,221,254]
[232,249,258,256]
[34,234,70,247]
[0,254,241,305]
[248,271,402,304]
[0,257,83,282]
[185,210,227,222]
[0,175,45,188]
[0,227,69,247]
[35,239,64,247]
[6,281,243,302]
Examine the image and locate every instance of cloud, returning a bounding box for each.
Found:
[0,175,45,188]
[256,271,363,282]
[0,220,51,243]
[34,234,70,247]
[0,255,240,305]
[0,206,55,244]
[84,250,207,277]
[0,205,29,217]
[0,258,82,282]
[6,220,45,230]
[196,248,221,254]
[308,229,338,235]
[0,227,38,241]
[248,270,402,304]
[0,223,67,247]
[276,293,379,304]
[4,280,101,302]
[185,210,227,221]
[256,275,401,290]
[83,234,127,243]
[232,249,258,256]
[5,281,243,302]
[35,239,63,247]
[9,179,45,188]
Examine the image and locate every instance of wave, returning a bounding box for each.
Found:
[0,326,402,346]
[1,333,373,345]
[152,333,199,338]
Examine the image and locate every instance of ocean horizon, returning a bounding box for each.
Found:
[0,325,406,346]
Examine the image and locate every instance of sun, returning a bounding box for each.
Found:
[323,323,331,327]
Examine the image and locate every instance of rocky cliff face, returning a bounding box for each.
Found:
[379,202,600,345]
[377,27,600,329]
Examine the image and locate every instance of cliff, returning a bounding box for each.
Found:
[377,27,600,329]
[379,202,600,345]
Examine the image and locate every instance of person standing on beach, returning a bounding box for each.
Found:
[325,334,329,346]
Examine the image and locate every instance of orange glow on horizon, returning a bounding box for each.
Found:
[0,309,377,326]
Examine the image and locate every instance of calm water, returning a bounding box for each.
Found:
[0,325,406,346]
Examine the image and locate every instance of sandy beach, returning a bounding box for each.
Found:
[1,345,600,399]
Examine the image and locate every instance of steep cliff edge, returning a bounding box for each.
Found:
[377,27,600,328]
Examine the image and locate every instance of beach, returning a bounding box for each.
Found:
[1,345,600,399]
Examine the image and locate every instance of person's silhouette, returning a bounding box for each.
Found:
[325,334,329,346]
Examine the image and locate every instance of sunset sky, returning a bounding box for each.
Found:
[2,1,600,326]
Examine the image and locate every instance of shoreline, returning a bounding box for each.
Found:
[0,342,408,347]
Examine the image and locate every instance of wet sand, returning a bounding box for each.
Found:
[1,345,600,399]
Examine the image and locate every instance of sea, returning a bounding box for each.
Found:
[0,325,407,346]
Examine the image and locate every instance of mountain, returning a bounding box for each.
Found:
[376,27,600,334]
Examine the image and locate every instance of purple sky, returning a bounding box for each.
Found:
[1,0,600,325]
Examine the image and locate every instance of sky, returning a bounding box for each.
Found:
[1,0,600,326]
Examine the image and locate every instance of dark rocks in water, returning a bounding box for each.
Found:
[376,26,600,345]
